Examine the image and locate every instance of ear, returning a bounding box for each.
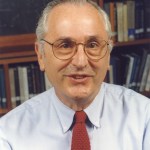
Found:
[35,42,45,71]
[108,39,114,52]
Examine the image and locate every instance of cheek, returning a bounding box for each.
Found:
[43,54,70,84]
[92,58,109,80]
[44,62,56,85]
[43,54,58,83]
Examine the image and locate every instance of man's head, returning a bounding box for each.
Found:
[36,0,112,42]
[35,0,112,110]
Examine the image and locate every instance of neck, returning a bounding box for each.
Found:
[56,91,98,111]
[69,99,93,111]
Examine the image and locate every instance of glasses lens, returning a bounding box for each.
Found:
[85,40,108,60]
[53,39,76,60]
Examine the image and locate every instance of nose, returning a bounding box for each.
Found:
[71,44,88,69]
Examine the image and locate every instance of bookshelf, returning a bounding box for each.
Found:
[0,34,37,115]
[0,0,150,115]
[114,38,150,47]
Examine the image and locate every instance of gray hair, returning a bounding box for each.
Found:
[36,0,113,50]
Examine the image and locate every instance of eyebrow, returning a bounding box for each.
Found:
[55,37,73,41]
[54,35,104,42]
[86,35,103,41]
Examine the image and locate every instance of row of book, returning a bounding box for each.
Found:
[0,63,52,109]
[106,49,150,92]
[103,0,150,42]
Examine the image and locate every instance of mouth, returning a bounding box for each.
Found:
[66,74,93,83]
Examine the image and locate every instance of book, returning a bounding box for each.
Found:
[9,67,16,108]
[139,54,150,92]
[145,68,150,91]
[127,0,135,40]
[110,56,121,85]
[123,2,128,41]
[129,53,141,90]
[30,64,37,96]
[0,68,7,108]
[27,65,34,98]
[116,2,124,42]
[136,49,149,91]
[14,67,21,106]
[22,66,29,101]
[120,54,130,86]
[124,55,134,88]
[34,65,42,94]
[135,0,144,39]
[143,0,150,38]
[104,2,117,42]
[110,2,117,42]
[18,66,29,103]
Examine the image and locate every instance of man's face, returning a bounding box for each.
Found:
[36,3,110,109]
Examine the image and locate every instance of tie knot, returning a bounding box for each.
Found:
[75,111,87,123]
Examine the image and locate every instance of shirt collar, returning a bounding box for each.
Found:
[52,83,105,133]
[84,83,105,128]
[52,90,75,133]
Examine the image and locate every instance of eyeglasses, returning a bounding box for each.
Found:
[41,38,109,61]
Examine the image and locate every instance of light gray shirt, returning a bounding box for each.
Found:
[0,83,150,150]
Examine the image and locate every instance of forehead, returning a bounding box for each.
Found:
[45,3,107,40]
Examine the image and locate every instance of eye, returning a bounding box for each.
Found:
[86,41,99,49]
[56,40,74,49]
[61,42,70,48]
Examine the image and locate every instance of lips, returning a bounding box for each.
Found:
[66,74,93,83]
[71,75,88,79]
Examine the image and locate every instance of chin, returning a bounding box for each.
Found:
[67,86,94,101]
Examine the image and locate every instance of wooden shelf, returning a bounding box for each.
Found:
[0,34,149,50]
[0,33,149,47]
[114,38,150,47]
[0,56,37,65]
[0,50,35,59]
[0,33,36,49]
[0,34,37,66]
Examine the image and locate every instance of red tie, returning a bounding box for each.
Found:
[71,111,91,150]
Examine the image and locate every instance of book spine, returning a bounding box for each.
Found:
[22,67,29,101]
[143,0,150,38]
[136,50,149,91]
[27,65,34,98]
[135,0,144,39]
[110,2,117,42]
[127,0,135,40]
[145,68,150,91]
[0,68,7,108]
[139,54,150,92]
[9,67,16,108]
[123,2,128,42]
[116,2,124,42]
[14,67,21,106]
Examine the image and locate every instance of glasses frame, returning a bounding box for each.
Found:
[40,38,109,61]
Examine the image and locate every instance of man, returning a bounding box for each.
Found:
[0,0,150,150]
